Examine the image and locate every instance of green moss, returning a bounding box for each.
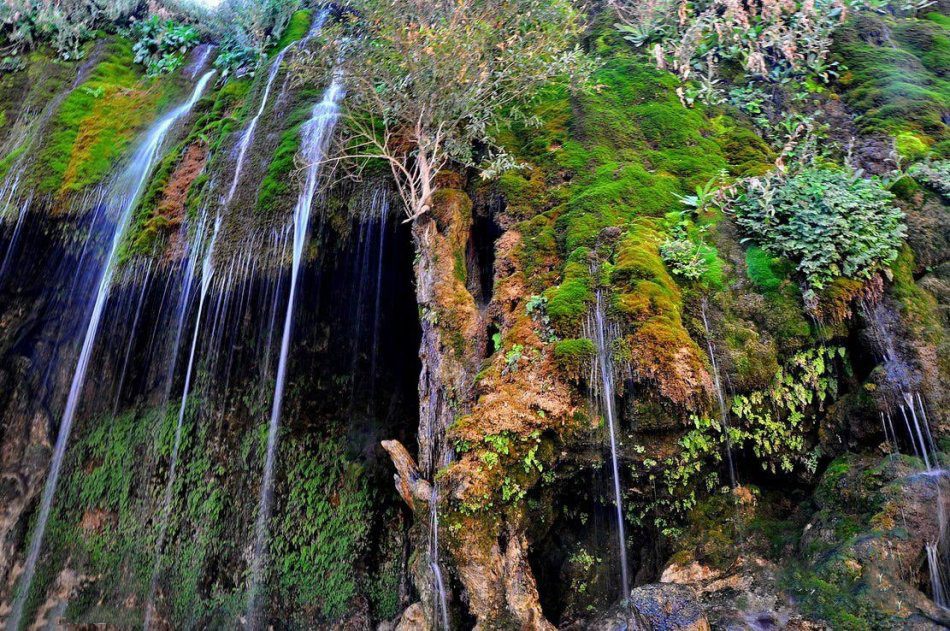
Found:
[0,143,26,181]
[517,212,559,292]
[888,175,920,201]
[833,14,948,148]
[745,246,792,291]
[889,245,942,344]
[544,259,593,331]
[257,109,307,215]
[274,9,313,51]
[38,37,163,195]
[717,124,775,176]
[553,338,595,375]
[895,130,929,160]
[925,12,950,29]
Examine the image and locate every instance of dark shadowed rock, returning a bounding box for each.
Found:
[591,583,709,631]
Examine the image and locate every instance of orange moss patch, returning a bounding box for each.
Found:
[629,320,713,409]
[156,142,208,258]
[813,274,884,324]
[80,508,114,534]
[426,188,482,353]
[446,220,580,511]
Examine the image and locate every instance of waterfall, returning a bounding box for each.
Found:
[429,486,450,630]
[700,299,737,489]
[584,283,631,600]
[6,70,214,630]
[369,191,390,400]
[0,194,30,284]
[245,75,343,629]
[189,44,215,79]
[928,542,949,610]
[144,214,221,629]
[225,9,329,204]
[111,260,155,416]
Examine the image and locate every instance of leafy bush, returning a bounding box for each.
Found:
[610,0,845,86]
[132,16,200,76]
[732,168,905,294]
[0,0,154,61]
[909,159,950,200]
[213,39,260,80]
[661,235,709,280]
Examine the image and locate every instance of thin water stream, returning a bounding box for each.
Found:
[7,70,214,630]
[585,282,631,600]
[225,9,329,204]
[143,214,221,629]
[245,74,343,629]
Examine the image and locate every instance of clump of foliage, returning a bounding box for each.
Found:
[732,168,905,298]
[610,0,847,91]
[730,345,842,473]
[650,345,841,532]
[212,40,259,80]
[210,4,308,80]
[211,0,301,51]
[660,233,710,280]
[271,437,372,623]
[299,0,591,222]
[909,159,950,200]
[0,0,139,60]
[131,15,200,76]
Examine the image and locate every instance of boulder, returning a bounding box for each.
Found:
[591,583,709,631]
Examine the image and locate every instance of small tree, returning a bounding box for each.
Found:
[296,0,590,222]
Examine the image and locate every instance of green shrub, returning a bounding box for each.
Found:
[660,235,709,281]
[732,168,905,294]
[908,159,950,200]
[132,16,200,76]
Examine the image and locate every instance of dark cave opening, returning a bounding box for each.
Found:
[0,192,425,625]
[466,205,503,307]
[529,461,645,626]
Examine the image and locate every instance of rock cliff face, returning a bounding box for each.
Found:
[0,4,947,630]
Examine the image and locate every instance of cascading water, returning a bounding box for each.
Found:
[0,195,30,284]
[863,303,949,611]
[245,75,343,628]
[928,542,949,610]
[369,191,390,400]
[584,281,631,600]
[143,214,221,630]
[429,485,450,630]
[6,70,214,630]
[225,9,330,204]
[189,44,215,79]
[700,298,737,489]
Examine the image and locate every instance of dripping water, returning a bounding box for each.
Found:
[369,191,390,401]
[860,300,950,609]
[700,298,737,489]
[584,282,631,600]
[0,194,31,284]
[189,44,215,79]
[245,74,343,629]
[929,541,950,610]
[144,214,221,629]
[6,70,214,630]
[430,485,450,630]
[225,9,329,204]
